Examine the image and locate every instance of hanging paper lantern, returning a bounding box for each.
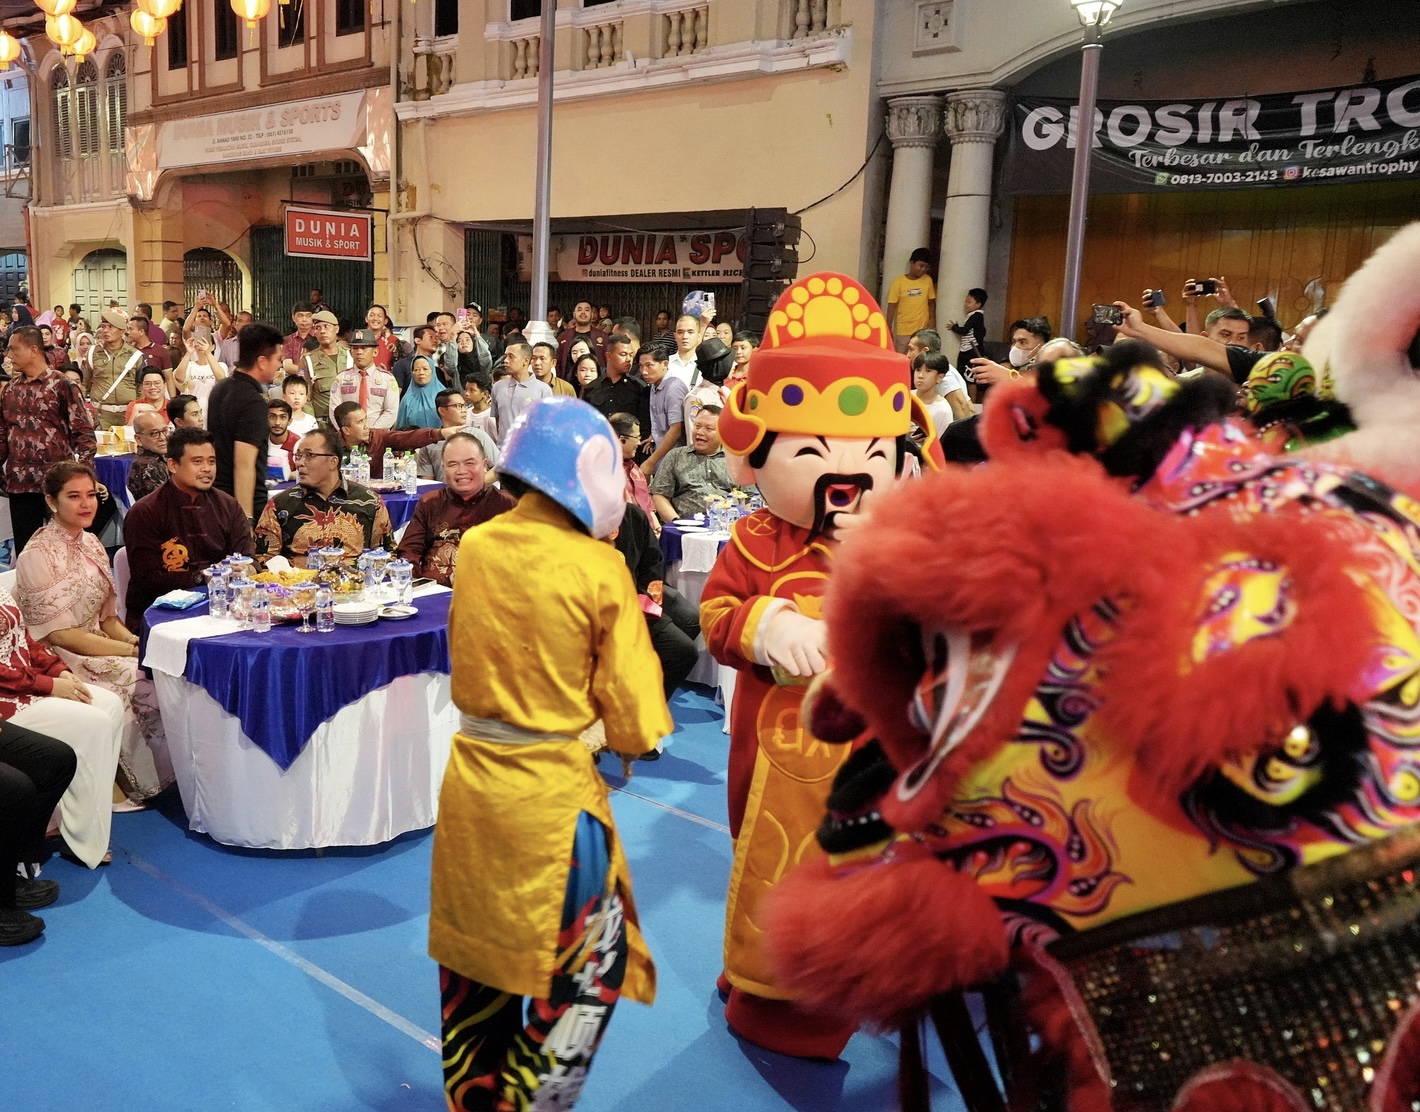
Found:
[136,0,184,18]
[72,26,97,62]
[45,14,85,49]
[130,10,167,46]
[35,0,79,16]
[230,0,271,30]
[0,32,20,68]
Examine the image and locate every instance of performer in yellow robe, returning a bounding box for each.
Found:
[430,398,671,1112]
[702,273,944,1059]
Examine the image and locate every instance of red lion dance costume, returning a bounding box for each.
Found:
[701,272,943,1059]
[763,233,1420,1110]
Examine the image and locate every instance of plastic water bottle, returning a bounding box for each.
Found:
[208,569,230,620]
[382,447,395,482]
[358,447,371,486]
[403,452,418,496]
[250,586,272,633]
[315,585,335,633]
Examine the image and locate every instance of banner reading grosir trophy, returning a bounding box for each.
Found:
[1003,73,1420,194]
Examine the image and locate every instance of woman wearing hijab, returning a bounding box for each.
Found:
[396,354,443,429]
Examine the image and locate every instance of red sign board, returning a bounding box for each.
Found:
[284,206,373,261]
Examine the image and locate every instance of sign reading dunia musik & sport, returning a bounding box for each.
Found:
[284,206,373,262]
[1003,73,1420,194]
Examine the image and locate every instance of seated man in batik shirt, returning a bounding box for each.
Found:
[396,433,514,586]
[126,410,173,503]
[254,428,392,567]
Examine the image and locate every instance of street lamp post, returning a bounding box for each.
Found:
[528,0,557,338]
[1060,0,1123,340]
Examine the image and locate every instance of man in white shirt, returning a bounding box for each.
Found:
[328,330,400,429]
[666,314,701,386]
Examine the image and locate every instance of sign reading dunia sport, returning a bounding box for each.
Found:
[1003,73,1420,194]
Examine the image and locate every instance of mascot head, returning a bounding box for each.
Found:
[718,273,944,536]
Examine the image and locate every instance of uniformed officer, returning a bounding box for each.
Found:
[84,309,144,430]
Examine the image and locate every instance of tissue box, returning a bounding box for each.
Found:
[152,589,206,610]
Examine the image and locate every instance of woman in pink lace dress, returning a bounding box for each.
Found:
[15,462,171,805]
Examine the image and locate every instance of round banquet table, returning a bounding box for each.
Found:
[143,590,456,850]
[658,518,735,728]
[271,478,440,533]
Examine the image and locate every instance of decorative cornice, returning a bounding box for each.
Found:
[943,88,1006,145]
[885,95,943,150]
[394,30,852,120]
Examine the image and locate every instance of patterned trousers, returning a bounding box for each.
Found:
[441,812,629,1112]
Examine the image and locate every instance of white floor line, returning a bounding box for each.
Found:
[611,785,732,835]
[121,846,442,1053]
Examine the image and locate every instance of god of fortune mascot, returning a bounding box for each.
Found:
[700,273,943,1059]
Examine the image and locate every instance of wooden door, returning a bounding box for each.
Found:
[1005,180,1420,340]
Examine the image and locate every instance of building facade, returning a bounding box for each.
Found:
[389,0,878,326]
[872,0,1420,341]
[27,2,392,330]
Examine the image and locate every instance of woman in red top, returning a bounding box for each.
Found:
[0,579,125,869]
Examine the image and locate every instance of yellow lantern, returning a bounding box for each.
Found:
[72,26,97,62]
[230,0,271,30]
[45,14,85,50]
[136,0,184,17]
[0,32,20,69]
[35,0,79,16]
[130,10,167,46]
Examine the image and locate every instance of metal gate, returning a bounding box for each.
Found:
[249,225,373,332]
[184,247,244,314]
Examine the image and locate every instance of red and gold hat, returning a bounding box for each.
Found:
[721,275,908,451]
[721,273,936,458]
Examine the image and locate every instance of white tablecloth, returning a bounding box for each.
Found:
[152,670,456,850]
[665,554,737,733]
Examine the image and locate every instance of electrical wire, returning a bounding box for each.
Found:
[792,132,886,217]
[411,215,461,297]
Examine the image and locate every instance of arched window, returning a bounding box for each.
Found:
[74,58,100,159]
[104,52,126,154]
[49,66,72,164]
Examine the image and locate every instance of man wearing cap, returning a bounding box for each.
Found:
[329,329,400,428]
[297,309,347,421]
[700,272,945,1061]
[84,308,144,430]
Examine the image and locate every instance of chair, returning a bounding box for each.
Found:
[113,547,130,623]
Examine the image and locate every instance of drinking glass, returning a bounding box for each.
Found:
[389,559,413,606]
[293,583,318,634]
[307,548,326,573]
[371,549,392,601]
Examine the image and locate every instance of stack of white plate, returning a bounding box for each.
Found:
[333,601,379,626]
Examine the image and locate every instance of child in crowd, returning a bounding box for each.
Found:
[282,377,317,435]
[461,370,497,443]
[911,350,971,440]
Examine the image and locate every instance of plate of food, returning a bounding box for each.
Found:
[366,478,403,493]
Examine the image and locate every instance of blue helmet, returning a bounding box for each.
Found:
[499,396,627,539]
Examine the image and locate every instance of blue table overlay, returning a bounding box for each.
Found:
[659,520,686,566]
[145,593,452,770]
[95,453,136,507]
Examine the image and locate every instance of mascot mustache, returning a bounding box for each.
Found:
[811,472,875,538]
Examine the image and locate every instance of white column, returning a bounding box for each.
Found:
[879,95,943,308]
[938,89,1007,329]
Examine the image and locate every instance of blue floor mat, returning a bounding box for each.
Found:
[1,687,968,1111]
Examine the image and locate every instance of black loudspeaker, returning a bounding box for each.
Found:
[739,208,802,333]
